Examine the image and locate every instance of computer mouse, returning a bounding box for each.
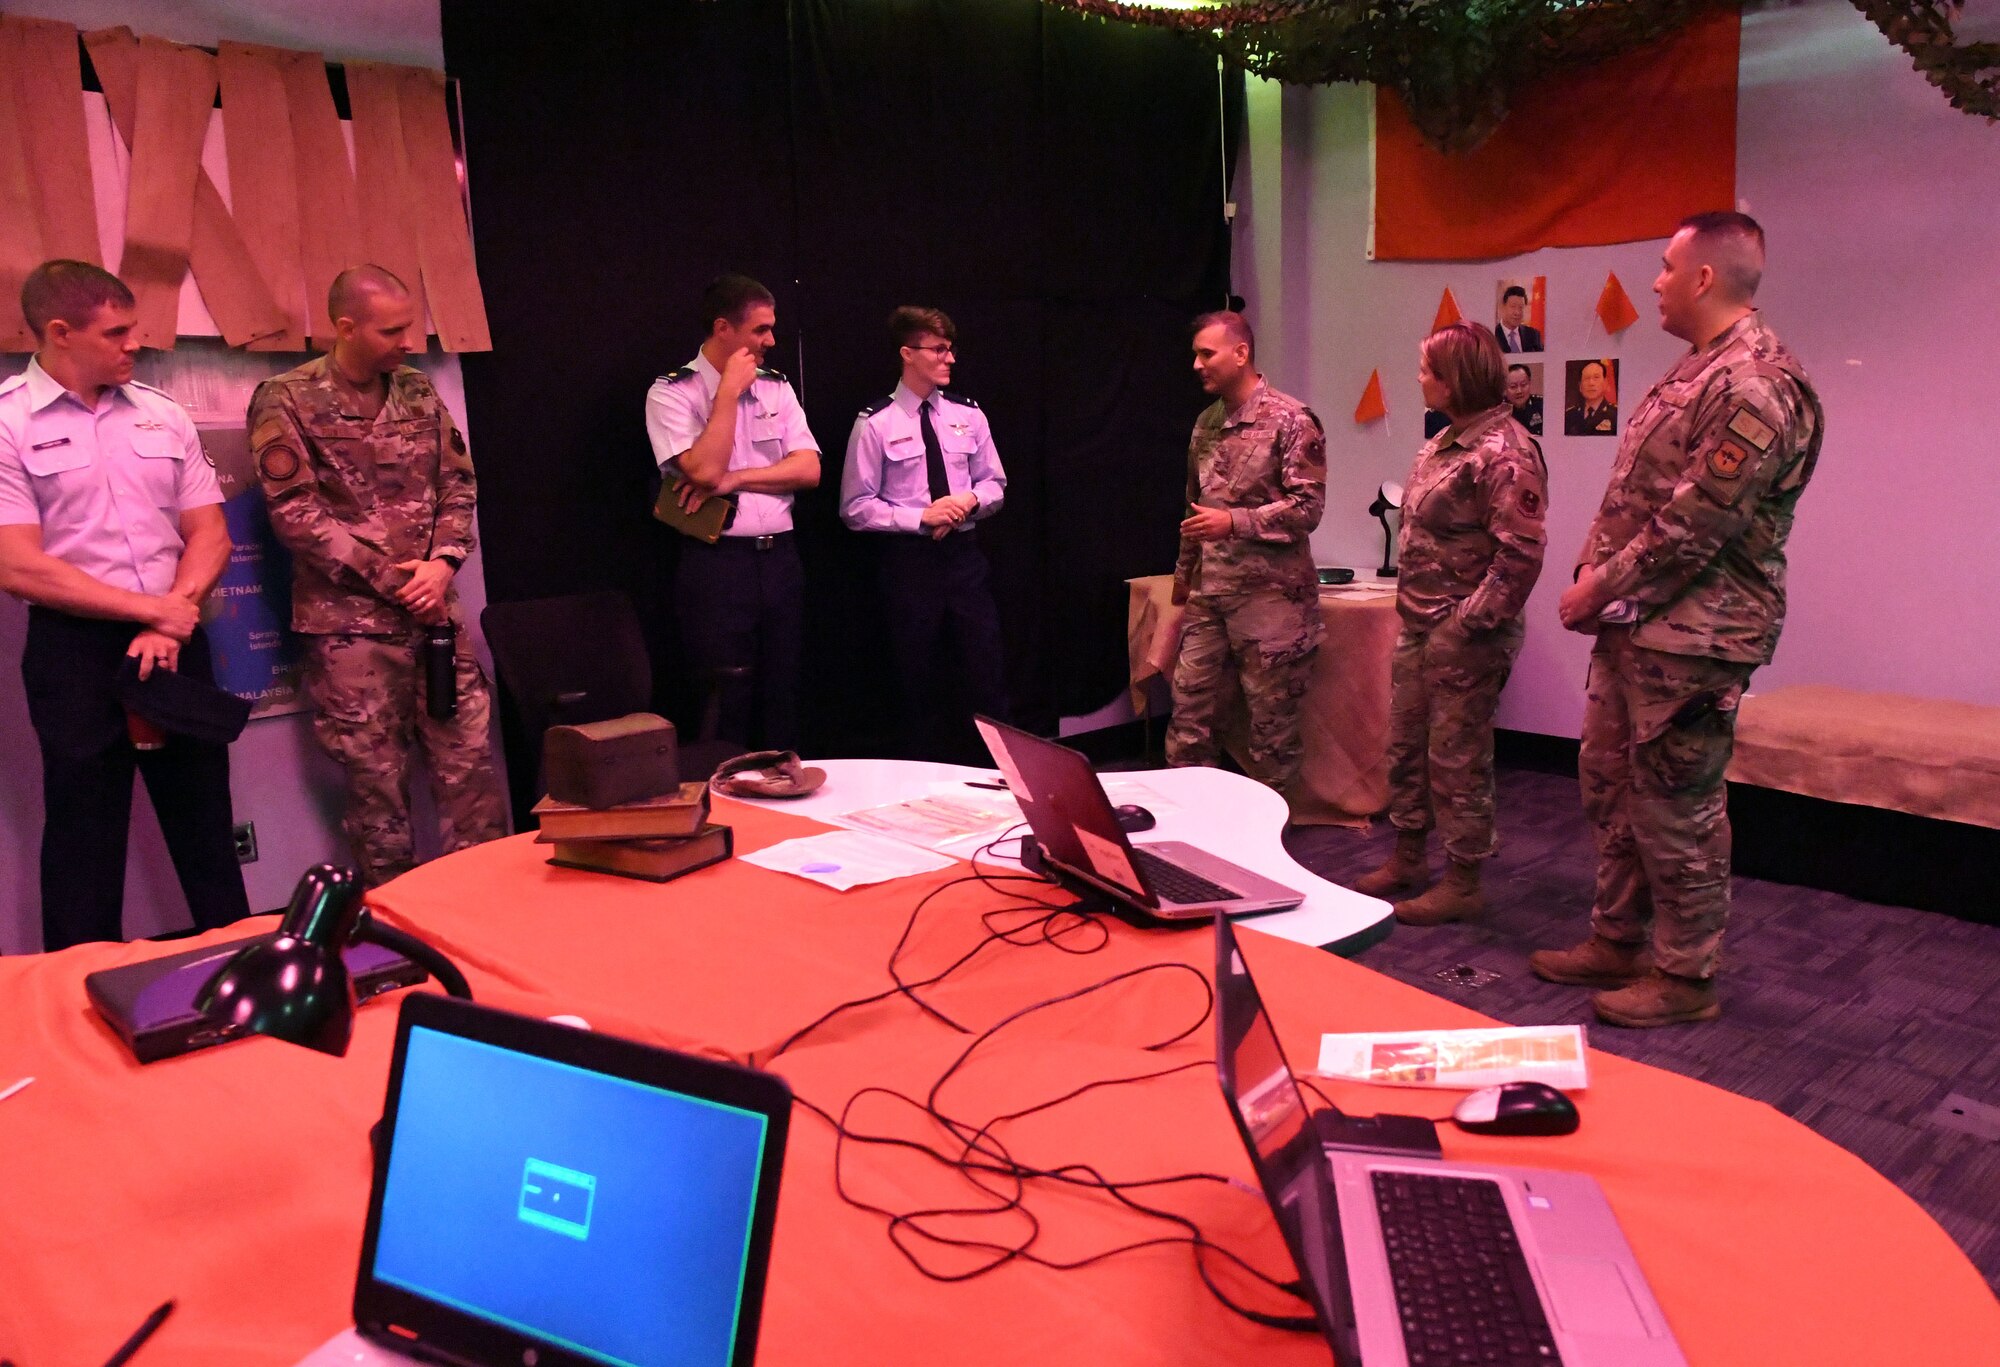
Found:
[1112,804,1156,833]
[1451,1082,1580,1137]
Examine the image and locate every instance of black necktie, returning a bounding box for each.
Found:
[920,398,949,501]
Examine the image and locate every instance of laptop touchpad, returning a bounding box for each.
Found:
[1541,1257,1651,1337]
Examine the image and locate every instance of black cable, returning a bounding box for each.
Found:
[785,952,1318,1330]
[756,814,1319,1331]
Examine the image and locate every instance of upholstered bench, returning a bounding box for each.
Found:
[1726,685,2000,922]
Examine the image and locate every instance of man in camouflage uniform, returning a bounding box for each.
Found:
[1537,213,1823,1027]
[1353,322,1547,925]
[249,265,507,886]
[1166,311,1326,793]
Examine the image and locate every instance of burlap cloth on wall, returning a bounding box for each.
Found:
[1728,684,2000,830]
[1126,574,1401,826]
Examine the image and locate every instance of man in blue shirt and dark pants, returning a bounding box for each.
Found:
[840,307,1010,759]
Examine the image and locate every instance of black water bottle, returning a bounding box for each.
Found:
[423,621,458,719]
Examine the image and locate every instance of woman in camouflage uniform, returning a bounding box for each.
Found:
[1354,323,1548,925]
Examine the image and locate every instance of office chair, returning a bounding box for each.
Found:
[480,590,745,789]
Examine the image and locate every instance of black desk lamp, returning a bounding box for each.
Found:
[196,864,471,1056]
[1369,480,1404,579]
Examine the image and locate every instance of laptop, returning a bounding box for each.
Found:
[296,992,791,1367]
[975,716,1304,921]
[1214,913,1688,1366]
[86,935,426,1064]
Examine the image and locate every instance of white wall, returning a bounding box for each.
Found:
[1236,0,2000,738]
[1,0,455,954]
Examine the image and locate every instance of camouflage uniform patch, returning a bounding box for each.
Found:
[1385,619,1523,863]
[303,631,508,887]
[251,355,505,883]
[1572,312,1823,977]
[248,355,478,636]
[1166,382,1327,793]
[1166,585,1320,789]
[1383,405,1546,863]
[1580,629,1753,978]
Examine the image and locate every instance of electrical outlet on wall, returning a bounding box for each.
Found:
[232,821,258,865]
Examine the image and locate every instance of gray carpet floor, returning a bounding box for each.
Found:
[1280,767,2000,1293]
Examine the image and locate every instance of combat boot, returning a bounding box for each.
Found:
[1528,935,1652,987]
[1392,859,1483,926]
[1592,970,1721,1027]
[1351,829,1429,898]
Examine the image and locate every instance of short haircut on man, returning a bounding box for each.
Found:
[1502,285,1528,304]
[1507,363,1532,379]
[1421,320,1507,414]
[21,260,134,340]
[1579,359,1607,380]
[1677,210,1765,299]
[700,273,775,335]
[889,305,955,350]
[1192,309,1254,359]
[328,264,410,324]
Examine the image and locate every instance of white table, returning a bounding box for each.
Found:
[730,758,1394,953]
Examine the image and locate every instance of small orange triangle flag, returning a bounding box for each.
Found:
[1596,272,1640,334]
[1354,369,1387,425]
[1432,288,1462,332]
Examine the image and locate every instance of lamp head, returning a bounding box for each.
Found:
[1369,480,1404,519]
[195,864,368,1057]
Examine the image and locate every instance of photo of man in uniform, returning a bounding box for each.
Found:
[1565,359,1619,436]
[1506,363,1544,435]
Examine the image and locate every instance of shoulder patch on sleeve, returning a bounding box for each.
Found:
[859,394,894,417]
[449,428,467,457]
[258,446,302,483]
[1726,406,1777,452]
[1516,486,1544,519]
[1300,406,1324,436]
[1707,440,1750,481]
[940,389,979,410]
[756,366,789,384]
[657,366,697,384]
[126,378,177,403]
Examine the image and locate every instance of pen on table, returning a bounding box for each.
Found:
[0,1076,32,1104]
[101,1299,175,1367]
[964,779,1009,791]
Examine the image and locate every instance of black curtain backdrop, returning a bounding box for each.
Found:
[441,0,1240,795]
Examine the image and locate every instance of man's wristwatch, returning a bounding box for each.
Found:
[435,553,464,571]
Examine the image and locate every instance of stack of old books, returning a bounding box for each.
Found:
[533,783,733,882]
[532,713,733,882]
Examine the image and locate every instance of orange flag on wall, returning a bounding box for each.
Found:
[1373,10,1740,260]
[1432,288,1462,332]
[1354,369,1387,425]
[1596,272,1641,334]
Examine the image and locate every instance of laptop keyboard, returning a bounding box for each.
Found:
[1129,847,1237,904]
[1371,1171,1564,1367]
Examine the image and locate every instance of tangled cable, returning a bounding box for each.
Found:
[767,822,1318,1332]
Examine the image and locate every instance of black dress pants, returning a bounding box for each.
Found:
[674,533,804,751]
[879,532,1010,762]
[22,609,251,951]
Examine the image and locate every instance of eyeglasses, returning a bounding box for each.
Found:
[906,343,955,358]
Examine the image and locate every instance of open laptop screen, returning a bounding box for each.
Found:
[975,716,1156,904]
[370,1024,773,1367]
[1214,915,1363,1362]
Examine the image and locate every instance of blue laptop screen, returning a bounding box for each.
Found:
[371,1025,770,1367]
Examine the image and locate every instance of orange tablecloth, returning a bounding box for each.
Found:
[4,799,1996,1365]
[1128,573,1402,826]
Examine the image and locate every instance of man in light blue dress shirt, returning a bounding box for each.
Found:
[840,306,1009,759]
[0,261,250,949]
[645,275,820,750]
